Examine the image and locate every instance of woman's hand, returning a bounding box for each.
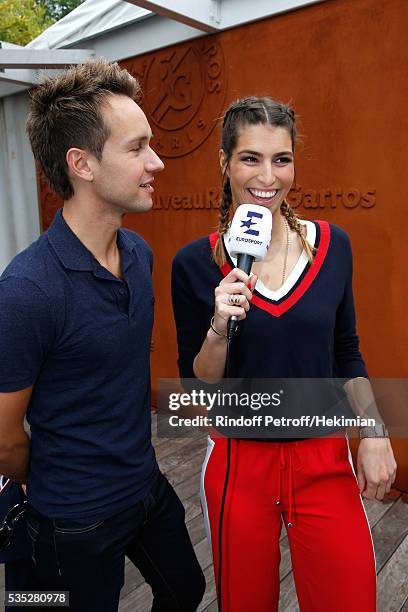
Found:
[193,268,257,381]
[212,268,257,335]
[356,438,397,500]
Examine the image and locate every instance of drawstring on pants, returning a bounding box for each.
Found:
[276,444,303,528]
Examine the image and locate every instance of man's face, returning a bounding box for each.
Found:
[91,94,164,213]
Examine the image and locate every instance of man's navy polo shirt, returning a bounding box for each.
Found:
[0,209,158,520]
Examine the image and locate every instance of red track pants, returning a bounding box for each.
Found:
[200,435,376,611]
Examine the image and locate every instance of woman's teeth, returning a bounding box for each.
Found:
[248,188,277,199]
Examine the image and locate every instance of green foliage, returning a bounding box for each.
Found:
[36,0,85,22]
[0,0,54,46]
[0,0,85,46]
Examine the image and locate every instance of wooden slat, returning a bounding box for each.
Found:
[278,570,298,612]
[187,512,206,540]
[151,413,201,451]
[173,469,201,501]
[194,537,212,571]
[198,565,217,611]
[183,491,203,523]
[363,489,401,527]
[119,580,152,611]
[201,598,218,611]
[159,436,207,486]
[121,560,144,598]
[153,428,203,462]
[279,536,292,580]
[371,497,408,572]
[377,535,408,612]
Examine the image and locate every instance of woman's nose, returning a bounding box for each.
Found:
[258,164,276,187]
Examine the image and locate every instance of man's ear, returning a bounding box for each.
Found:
[219,149,229,177]
[66,148,94,183]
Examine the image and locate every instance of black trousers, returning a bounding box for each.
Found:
[25,472,205,611]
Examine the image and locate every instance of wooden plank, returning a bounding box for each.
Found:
[155,433,202,463]
[121,560,144,598]
[194,537,212,571]
[173,469,201,502]
[159,436,207,486]
[119,579,152,611]
[279,536,292,580]
[371,497,408,572]
[198,565,217,611]
[184,491,202,523]
[186,514,207,547]
[278,571,298,611]
[201,598,218,611]
[363,490,401,528]
[151,413,204,448]
[377,535,408,612]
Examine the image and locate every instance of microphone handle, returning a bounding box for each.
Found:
[227,253,255,341]
[236,253,254,276]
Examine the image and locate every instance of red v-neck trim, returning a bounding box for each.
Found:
[209,220,331,317]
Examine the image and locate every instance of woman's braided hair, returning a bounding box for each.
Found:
[213,96,314,266]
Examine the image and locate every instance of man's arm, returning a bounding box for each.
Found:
[0,386,32,483]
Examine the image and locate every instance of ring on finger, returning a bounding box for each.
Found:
[228,294,242,306]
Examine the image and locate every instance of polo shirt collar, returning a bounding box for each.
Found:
[47,208,136,272]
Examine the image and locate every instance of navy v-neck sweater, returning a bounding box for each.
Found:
[172,221,367,382]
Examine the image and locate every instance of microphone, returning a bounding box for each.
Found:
[226,204,272,339]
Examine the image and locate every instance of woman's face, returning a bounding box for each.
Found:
[220,123,294,214]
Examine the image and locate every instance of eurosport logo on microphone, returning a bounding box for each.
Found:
[240,210,263,236]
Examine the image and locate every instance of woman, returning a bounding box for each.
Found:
[171,97,396,611]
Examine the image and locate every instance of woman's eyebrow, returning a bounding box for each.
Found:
[237,149,293,156]
[237,149,261,156]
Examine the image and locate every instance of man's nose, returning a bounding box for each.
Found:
[148,148,165,173]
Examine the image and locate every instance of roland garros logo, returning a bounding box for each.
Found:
[138,39,226,158]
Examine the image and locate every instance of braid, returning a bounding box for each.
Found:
[281,201,315,262]
[213,178,232,266]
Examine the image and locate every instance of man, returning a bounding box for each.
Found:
[0,59,205,611]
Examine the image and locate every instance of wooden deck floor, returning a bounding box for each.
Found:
[1,418,407,611]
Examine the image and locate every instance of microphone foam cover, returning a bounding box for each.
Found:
[227,204,272,262]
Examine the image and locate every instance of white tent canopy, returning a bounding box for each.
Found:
[0,0,324,272]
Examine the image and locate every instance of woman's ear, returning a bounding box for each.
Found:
[219,149,229,176]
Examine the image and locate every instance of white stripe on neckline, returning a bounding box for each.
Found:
[224,220,316,301]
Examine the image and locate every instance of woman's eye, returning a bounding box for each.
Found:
[275,157,292,165]
[241,156,258,163]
